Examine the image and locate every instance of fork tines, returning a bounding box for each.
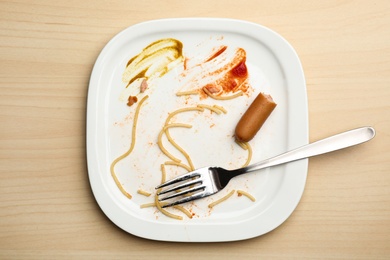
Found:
[155,171,206,207]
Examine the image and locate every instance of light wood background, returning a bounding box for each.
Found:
[1,1,389,259]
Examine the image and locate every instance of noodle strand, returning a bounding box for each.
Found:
[208,190,235,208]
[197,104,222,114]
[203,88,243,100]
[154,164,184,220]
[237,190,256,202]
[137,189,152,197]
[110,95,149,199]
[176,90,199,96]
[164,161,192,172]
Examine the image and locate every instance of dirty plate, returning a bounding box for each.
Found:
[87,18,308,242]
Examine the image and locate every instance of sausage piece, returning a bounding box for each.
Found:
[235,93,276,142]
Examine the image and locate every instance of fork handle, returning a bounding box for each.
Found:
[238,126,375,174]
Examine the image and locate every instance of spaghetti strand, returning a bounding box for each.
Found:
[203,87,243,100]
[237,190,256,202]
[208,190,235,208]
[110,95,149,199]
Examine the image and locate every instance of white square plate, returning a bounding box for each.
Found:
[87,18,308,242]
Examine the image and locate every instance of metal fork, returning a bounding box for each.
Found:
[156,126,375,208]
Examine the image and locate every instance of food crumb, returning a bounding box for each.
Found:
[140,79,148,93]
[127,96,138,106]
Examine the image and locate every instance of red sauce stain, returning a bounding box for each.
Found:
[204,45,227,62]
[180,46,250,98]
[231,61,248,78]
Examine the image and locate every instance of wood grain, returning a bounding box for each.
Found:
[1,0,389,259]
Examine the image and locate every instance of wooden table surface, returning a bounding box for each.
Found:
[1,1,389,259]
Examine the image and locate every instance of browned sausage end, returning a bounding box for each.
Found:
[235,92,276,142]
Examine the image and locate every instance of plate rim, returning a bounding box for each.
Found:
[87,17,308,242]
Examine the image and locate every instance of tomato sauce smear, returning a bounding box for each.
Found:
[178,45,251,98]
